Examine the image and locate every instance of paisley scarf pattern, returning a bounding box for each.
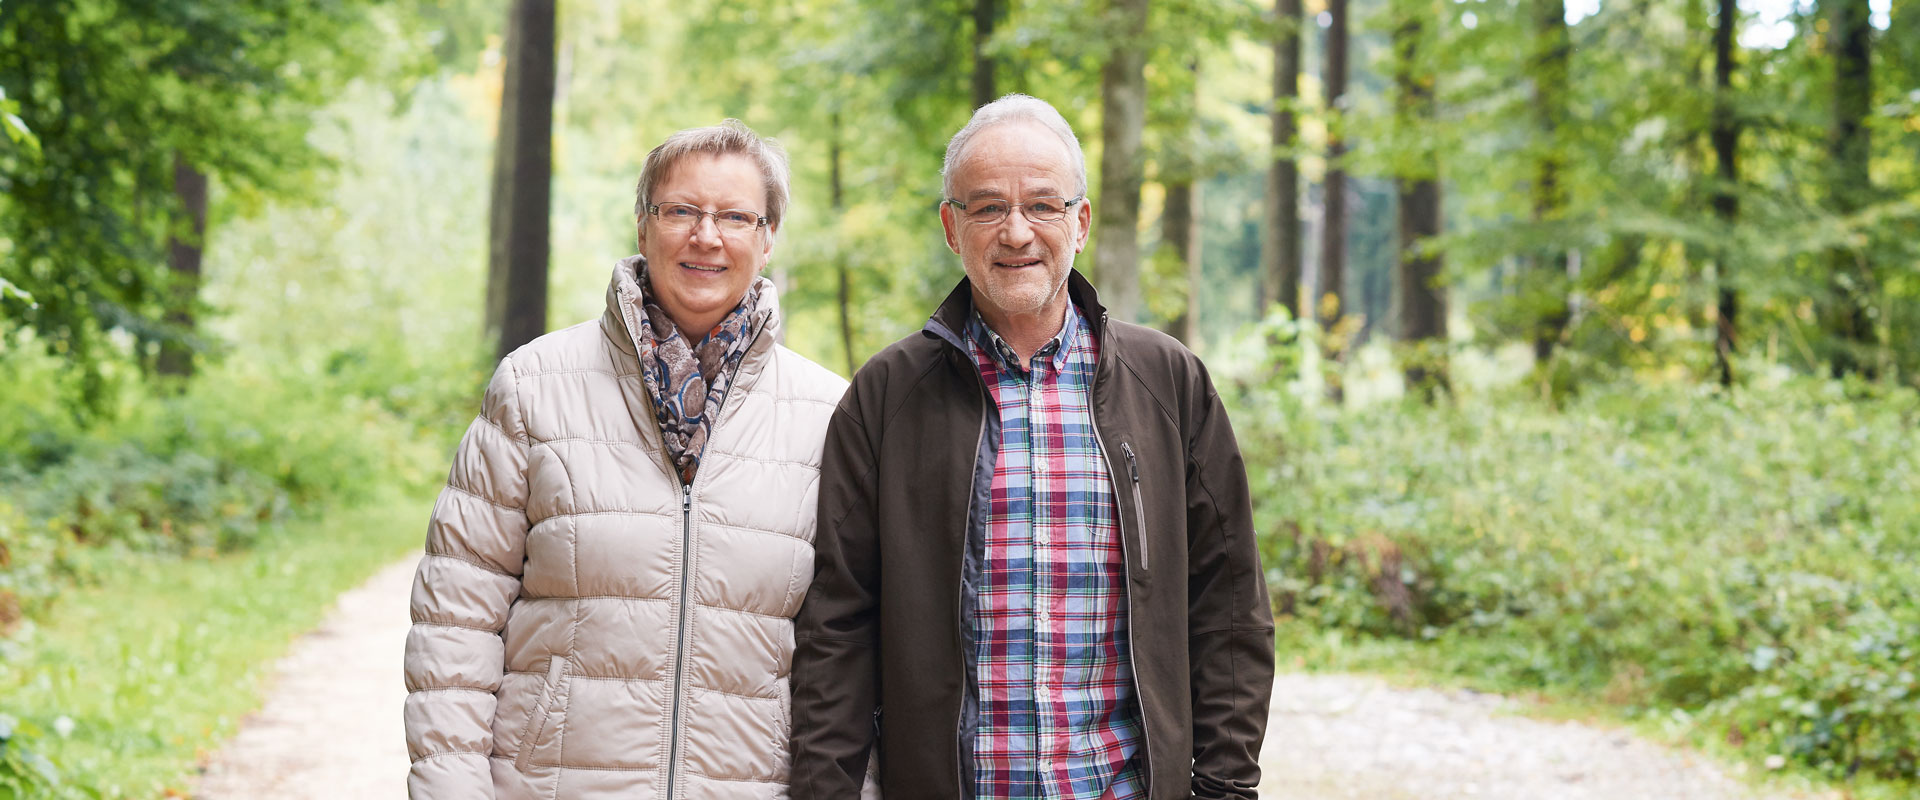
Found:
[631,259,769,486]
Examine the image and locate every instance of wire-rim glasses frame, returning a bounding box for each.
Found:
[944,195,1085,226]
[646,202,770,237]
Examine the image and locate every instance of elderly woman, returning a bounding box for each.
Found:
[403,121,855,799]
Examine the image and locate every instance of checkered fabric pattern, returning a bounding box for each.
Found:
[965,304,1145,800]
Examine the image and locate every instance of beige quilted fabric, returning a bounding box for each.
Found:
[403,260,848,799]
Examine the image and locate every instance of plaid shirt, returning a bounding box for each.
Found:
[964,304,1144,800]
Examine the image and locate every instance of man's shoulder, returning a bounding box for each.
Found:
[1101,317,1214,396]
[849,329,949,389]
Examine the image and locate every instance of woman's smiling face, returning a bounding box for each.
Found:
[637,152,774,338]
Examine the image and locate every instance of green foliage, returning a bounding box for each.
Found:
[0,713,75,800]
[0,85,37,156]
[0,0,412,407]
[0,493,428,798]
[1233,342,1920,782]
[0,336,468,625]
[0,64,488,794]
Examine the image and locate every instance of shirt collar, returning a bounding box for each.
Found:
[966,302,1081,377]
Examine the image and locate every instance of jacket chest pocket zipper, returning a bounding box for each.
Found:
[515,657,568,772]
[1121,442,1147,571]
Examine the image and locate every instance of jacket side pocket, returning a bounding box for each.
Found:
[1121,442,1148,571]
[514,656,569,772]
[776,676,793,742]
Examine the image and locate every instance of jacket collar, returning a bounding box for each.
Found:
[923,269,1108,351]
[601,255,783,389]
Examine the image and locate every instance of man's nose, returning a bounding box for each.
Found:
[996,210,1037,248]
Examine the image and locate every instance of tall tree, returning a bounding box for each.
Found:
[0,0,387,407]
[1528,0,1572,364]
[1392,0,1446,394]
[830,110,857,376]
[1318,0,1350,338]
[1159,180,1202,340]
[488,0,556,361]
[1158,54,1204,346]
[157,153,207,378]
[1825,0,1875,378]
[1263,0,1304,319]
[972,0,999,108]
[1709,0,1739,386]
[1095,0,1150,323]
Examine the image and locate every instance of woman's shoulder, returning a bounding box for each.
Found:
[768,344,851,407]
[500,319,621,379]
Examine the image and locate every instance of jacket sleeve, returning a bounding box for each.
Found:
[790,399,883,799]
[1184,380,1275,800]
[403,356,532,798]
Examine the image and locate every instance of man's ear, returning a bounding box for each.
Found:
[761,222,778,264]
[1073,196,1093,253]
[940,202,962,254]
[636,220,648,253]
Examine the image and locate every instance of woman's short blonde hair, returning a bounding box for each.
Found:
[633,119,791,236]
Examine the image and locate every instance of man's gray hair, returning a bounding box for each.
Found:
[941,94,1088,199]
[634,119,791,237]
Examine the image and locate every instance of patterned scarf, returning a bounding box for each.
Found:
[631,260,769,486]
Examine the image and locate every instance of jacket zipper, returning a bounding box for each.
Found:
[663,322,765,800]
[1120,442,1147,571]
[665,482,692,797]
[1090,312,1153,792]
[954,366,990,799]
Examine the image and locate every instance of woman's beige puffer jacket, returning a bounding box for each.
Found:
[404,259,850,799]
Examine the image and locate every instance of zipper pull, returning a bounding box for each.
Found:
[682,484,692,511]
[1121,442,1140,483]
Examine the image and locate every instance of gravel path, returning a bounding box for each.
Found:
[1257,674,1827,800]
[194,555,417,800]
[193,557,1823,799]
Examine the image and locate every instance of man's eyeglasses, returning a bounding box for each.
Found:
[647,202,770,237]
[945,195,1084,226]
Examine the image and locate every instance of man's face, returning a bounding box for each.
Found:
[939,121,1092,325]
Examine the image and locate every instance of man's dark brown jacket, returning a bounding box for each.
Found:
[790,272,1274,799]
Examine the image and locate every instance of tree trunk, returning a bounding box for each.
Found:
[1826,0,1874,378]
[1160,57,1203,347]
[832,111,857,376]
[1094,0,1149,323]
[1529,0,1571,365]
[972,0,998,109]
[1393,6,1446,396]
[483,5,519,350]
[1161,181,1203,346]
[1263,0,1303,319]
[1317,0,1349,338]
[491,0,555,362]
[157,151,207,378]
[1710,0,1739,386]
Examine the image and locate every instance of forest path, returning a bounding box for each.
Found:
[192,556,1822,799]
[192,554,417,800]
[1255,673,1827,799]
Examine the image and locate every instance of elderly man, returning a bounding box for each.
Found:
[789,94,1274,800]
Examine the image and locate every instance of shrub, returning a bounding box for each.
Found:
[0,341,477,618]
[1232,346,1920,780]
[0,714,69,800]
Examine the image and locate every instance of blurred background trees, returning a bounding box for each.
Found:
[1,0,1916,794]
[8,0,1909,399]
